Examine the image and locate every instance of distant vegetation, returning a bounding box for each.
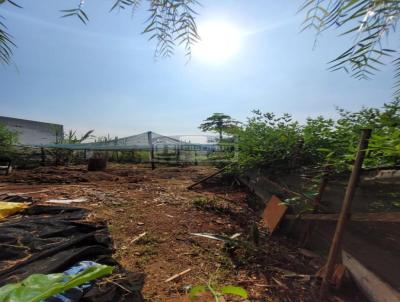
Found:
[55,129,95,145]
[203,101,399,212]
[0,123,18,156]
[199,113,239,141]
[211,100,400,174]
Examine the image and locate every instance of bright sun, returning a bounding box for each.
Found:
[193,21,242,63]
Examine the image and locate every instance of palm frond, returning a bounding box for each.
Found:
[79,129,95,143]
[0,15,15,65]
[0,0,22,65]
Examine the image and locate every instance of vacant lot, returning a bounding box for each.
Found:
[0,164,362,301]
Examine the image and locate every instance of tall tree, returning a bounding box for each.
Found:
[199,113,238,140]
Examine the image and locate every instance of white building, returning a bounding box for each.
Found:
[0,116,63,145]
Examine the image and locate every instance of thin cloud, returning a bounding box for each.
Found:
[1,8,141,44]
[242,18,297,37]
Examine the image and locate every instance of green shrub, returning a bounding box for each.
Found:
[0,123,18,156]
[232,100,400,174]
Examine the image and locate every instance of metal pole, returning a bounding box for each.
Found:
[321,129,372,296]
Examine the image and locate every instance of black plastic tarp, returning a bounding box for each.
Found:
[0,205,144,302]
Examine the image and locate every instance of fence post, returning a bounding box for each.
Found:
[147,131,155,170]
[177,144,181,164]
[41,148,46,166]
[55,148,60,166]
[320,128,372,296]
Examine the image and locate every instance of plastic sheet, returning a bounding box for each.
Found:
[0,205,144,302]
[0,201,28,219]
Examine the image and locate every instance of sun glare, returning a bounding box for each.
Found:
[193,21,242,63]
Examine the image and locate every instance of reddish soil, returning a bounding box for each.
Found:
[0,164,364,302]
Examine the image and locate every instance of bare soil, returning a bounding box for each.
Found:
[0,164,364,302]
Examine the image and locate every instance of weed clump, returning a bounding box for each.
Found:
[192,197,232,215]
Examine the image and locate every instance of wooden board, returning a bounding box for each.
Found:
[285,212,400,223]
[342,250,400,302]
[262,195,288,234]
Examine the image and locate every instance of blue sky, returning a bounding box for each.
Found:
[0,0,394,137]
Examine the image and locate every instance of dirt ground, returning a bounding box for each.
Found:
[0,164,364,302]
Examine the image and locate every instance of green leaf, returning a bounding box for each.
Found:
[0,264,113,302]
[188,285,207,300]
[219,285,248,298]
[392,201,400,208]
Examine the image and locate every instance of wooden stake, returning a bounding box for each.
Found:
[320,129,372,296]
[187,163,233,190]
[130,232,147,243]
[164,268,191,282]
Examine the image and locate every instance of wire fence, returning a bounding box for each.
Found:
[14,131,238,167]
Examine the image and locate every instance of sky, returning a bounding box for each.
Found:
[0,0,395,138]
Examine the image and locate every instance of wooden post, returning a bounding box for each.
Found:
[176,144,181,164]
[301,165,332,246]
[320,129,372,296]
[147,131,155,170]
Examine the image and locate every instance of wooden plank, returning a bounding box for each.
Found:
[262,195,288,234]
[285,212,400,223]
[342,250,400,302]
